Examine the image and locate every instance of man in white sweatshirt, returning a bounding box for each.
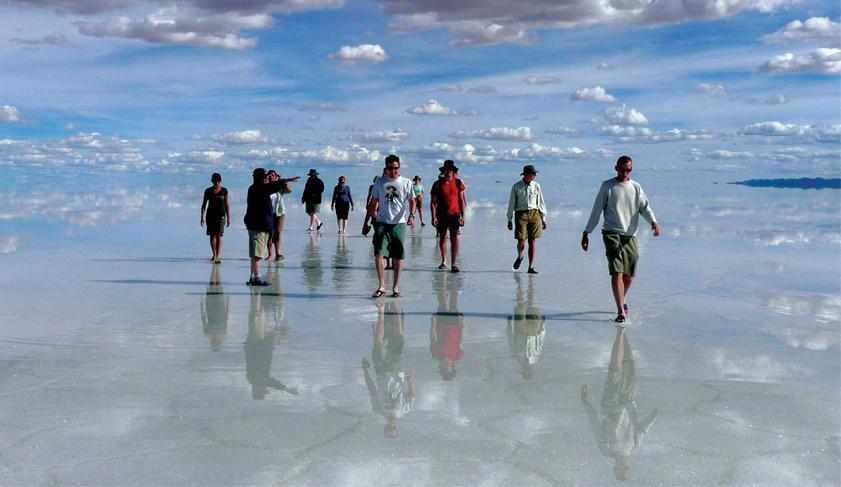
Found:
[581,156,660,323]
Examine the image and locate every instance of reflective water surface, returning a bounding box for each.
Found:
[0,168,838,486]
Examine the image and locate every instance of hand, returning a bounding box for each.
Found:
[580,385,588,401]
[432,216,438,227]
[331,207,334,212]
[581,233,589,252]
[542,220,548,230]
[200,218,204,227]
[351,207,354,211]
[507,221,513,231]
[459,215,465,226]
[652,222,661,237]
[226,219,230,228]
[362,222,371,236]
[408,214,415,229]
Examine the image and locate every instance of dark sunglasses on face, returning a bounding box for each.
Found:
[618,167,632,173]
[386,166,400,171]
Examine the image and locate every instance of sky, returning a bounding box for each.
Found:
[0,0,839,175]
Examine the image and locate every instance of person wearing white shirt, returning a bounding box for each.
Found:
[581,156,661,323]
[506,164,548,274]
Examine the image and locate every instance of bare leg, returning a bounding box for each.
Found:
[527,238,536,269]
[611,272,626,315]
[392,259,403,294]
[209,236,216,260]
[450,232,459,267]
[307,212,315,230]
[374,254,386,292]
[216,236,223,261]
[516,239,525,259]
[438,233,447,265]
[251,256,261,277]
[416,200,424,225]
[275,215,285,256]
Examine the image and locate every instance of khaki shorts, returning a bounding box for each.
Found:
[602,231,639,277]
[248,230,270,259]
[372,223,406,259]
[514,209,543,240]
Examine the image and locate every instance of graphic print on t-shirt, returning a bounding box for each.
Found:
[384,182,399,201]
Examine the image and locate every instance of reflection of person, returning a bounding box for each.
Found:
[303,232,323,291]
[200,172,230,263]
[200,264,228,351]
[429,272,463,380]
[580,328,657,481]
[362,155,416,298]
[411,175,425,227]
[302,168,325,233]
[430,160,467,273]
[331,234,352,291]
[245,286,299,400]
[331,176,354,234]
[581,155,660,324]
[267,170,292,261]
[244,168,299,286]
[507,274,545,380]
[506,165,547,274]
[362,301,415,438]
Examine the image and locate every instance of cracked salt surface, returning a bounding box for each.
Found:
[0,167,838,485]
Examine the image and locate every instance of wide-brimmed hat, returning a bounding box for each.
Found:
[413,175,421,181]
[521,164,538,175]
[307,168,319,176]
[439,159,459,172]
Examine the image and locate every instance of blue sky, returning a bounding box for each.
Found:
[0,0,838,174]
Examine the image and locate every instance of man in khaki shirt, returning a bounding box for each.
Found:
[506,165,548,274]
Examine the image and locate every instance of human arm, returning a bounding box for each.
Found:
[582,183,607,251]
[348,187,354,210]
[331,186,338,210]
[429,182,438,227]
[200,190,208,226]
[459,181,467,226]
[407,192,416,229]
[224,192,231,227]
[638,187,660,236]
[362,188,379,235]
[506,184,517,230]
[537,184,547,229]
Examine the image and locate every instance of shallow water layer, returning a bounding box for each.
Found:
[0,167,839,486]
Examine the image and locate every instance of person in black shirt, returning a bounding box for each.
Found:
[302,168,325,233]
[200,172,230,263]
[331,175,354,234]
[244,168,299,286]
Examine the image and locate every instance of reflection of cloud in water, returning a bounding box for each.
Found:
[764,325,839,351]
[763,291,841,323]
[0,235,20,253]
[738,228,841,246]
[710,349,811,383]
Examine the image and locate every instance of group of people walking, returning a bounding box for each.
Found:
[199,153,660,323]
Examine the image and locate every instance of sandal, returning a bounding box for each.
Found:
[450,266,460,273]
[392,291,401,298]
[614,314,626,323]
[437,263,446,270]
[371,289,386,298]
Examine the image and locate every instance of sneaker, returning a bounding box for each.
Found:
[247,277,271,287]
[451,265,460,273]
[317,222,323,232]
[307,227,312,232]
[512,256,523,270]
[527,268,539,274]
[437,263,446,270]
[275,255,284,261]
[421,222,426,227]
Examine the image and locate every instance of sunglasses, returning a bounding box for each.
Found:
[386,166,400,171]
[617,167,632,173]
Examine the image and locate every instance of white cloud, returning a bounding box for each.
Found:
[741,122,841,142]
[298,102,345,112]
[545,126,579,135]
[247,144,382,165]
[600,125,715,143]
[707,150,754,159]
[437,84,462,92]
[604,104,648,125]
[63,122,76,131]
[76,7,270,49]
[347,128,409,143]
[1,106,20,122]
[696,83,727,97]
[596,62,615,70]
[405,99,476,116]
[600,125,652,137]
[451,126,534,141]
[763,17,841,44]
[758,47,841,74]
[408,141,498,164]
[523,75,562,85]
[381,0,797,46]
[10,32,66,45]
[467,85,497,94]
[571,86,616,102]
[211,130,268,145]
[710,349,808,383]
[329,44,388,64]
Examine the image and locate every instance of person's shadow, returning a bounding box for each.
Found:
[429,271,464,380]
[580,328,658,481]
[245,286,299,400]
[507,273,546,380]
[200,264,228,352]
[361,300,415,439]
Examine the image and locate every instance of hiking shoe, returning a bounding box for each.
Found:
[527,268,538,274]
[437,263,446,270]
[512,256,523,270]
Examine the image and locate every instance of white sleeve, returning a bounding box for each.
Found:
[584,182,607,234]
[638,186,657,225]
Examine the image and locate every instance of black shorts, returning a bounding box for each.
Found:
[335,201,350,219]
[206,215,225,236]
[435,214,460,235]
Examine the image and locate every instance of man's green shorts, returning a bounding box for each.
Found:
[514,209,543,240]
[305,203,320,214]
[602,231,639,277]
[372,222,406,259]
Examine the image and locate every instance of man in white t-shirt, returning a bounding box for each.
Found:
[581,155,661,324]
[362,155,416,298]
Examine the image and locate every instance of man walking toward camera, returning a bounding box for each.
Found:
[582,155,660,324]
[506,165,547,274]
[362,155,416,298]
[430,160,466,273]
